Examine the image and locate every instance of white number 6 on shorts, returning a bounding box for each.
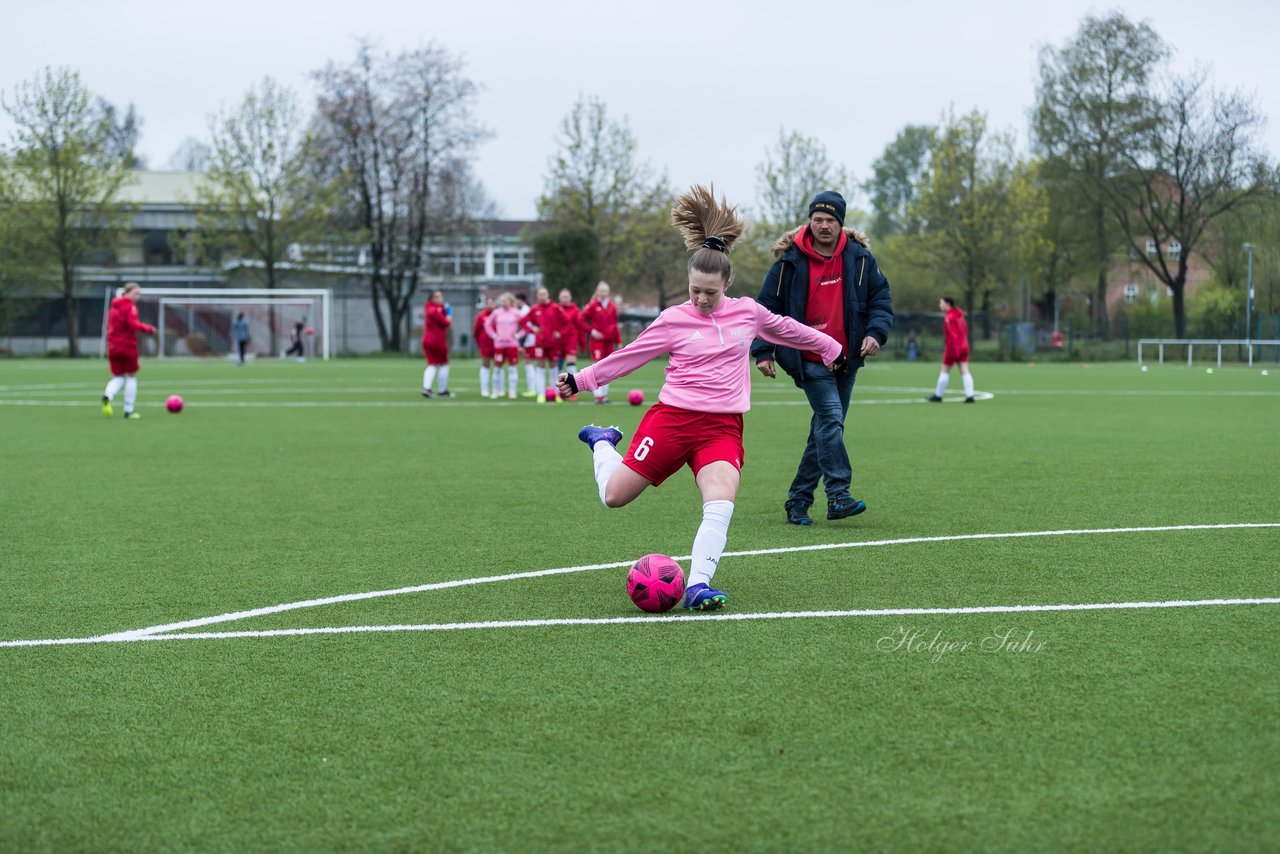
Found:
[633,436,654,461]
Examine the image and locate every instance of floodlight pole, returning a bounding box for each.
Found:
[1244,243,1255,366]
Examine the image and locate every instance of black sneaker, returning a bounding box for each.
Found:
[926,394,943,402]
[784,502,812,526]
[964,396,975,403]
[827,497,867,520]
[421,389,433,398]
[438,390,455,398]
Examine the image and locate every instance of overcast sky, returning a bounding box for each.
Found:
[3,0,1277,221]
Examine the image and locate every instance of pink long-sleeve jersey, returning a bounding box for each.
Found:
[573,296,843,414]
[485,306,524,348]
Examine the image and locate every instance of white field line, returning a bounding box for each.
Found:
[5,598,1279,647]
[1,523,1276,649]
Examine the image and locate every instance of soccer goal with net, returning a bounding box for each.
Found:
[99,287,333,361]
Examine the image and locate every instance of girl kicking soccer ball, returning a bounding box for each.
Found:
[557,185,844,611]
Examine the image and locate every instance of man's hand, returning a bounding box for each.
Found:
[756,359,776,378]
[860,336,881,357]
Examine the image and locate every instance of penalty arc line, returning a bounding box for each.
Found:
[1,522,1275,649]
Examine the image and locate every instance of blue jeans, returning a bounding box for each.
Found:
[787,360,857,508]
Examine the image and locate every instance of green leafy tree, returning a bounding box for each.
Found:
[194,78,334,288]
[865,124,933,240]
[538,95,653,287]
[1033,12,1167,338]
[0,68,134,356]
[754,128,852,236]
[907,109,1018,334]
[530,226,599,303]
[614,182,690,309]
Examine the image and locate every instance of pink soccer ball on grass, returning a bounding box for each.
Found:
[544,387,558,402]
[626,554,686,613]
[165,395,184,413]
[628,389,644,406]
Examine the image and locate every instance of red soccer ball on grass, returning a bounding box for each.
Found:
[628,389,644,406]
[626,554,686,613]
[166,395,184,413]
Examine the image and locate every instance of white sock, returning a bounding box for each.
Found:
[508,366,518,395]
[437,365,450,393]
[935,371,950,398]
[104,376,124,400]
[962,370,974,398]
[479,365,490,397]
[123,376,138,412]
[534,366,545,393]
[689,500,734,588]
[423,366,437,392]
[597,382,610,401]
[525,363,535,392]
[592,441,623,506]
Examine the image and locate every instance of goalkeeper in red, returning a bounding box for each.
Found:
[101,282,156,419]
[558,186,843,611]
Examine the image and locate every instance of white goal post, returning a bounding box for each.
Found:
[100,287,333,361]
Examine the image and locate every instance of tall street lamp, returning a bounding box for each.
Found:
[1243,242,1255,365]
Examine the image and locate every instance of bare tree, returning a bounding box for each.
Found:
[1103,72,1279,337]
[166,137,211,171]
[313,41,488,351]
[0,68,134,356]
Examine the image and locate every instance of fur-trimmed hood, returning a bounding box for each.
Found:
[771,225,871,259]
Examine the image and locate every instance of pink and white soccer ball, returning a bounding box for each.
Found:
[628,389,644,406]
[165,395,184,413]
[626,554,685,613]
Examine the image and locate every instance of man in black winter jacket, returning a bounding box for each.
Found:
[751,191,894,526]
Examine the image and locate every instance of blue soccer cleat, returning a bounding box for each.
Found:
[577,424,623,450]
[682,582,727,611]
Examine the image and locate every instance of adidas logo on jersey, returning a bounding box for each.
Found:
[689,331,704,340]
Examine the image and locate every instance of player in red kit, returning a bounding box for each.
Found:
[581,280,621,404]
[101,282,156,419]
[556,288,583,376]
[521,286,565,403]
[927,296,976,403]
[473,296,496,399]
[421,290,453,398]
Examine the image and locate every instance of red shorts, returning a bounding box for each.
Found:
[560,340,578,358]
[530,343,559,362]
[623,402,745,487]
[524,345,540,362]
[477,338,495,359]
[423,344,449,366]
[942,349,969,368]
[494,347,520,365]
[589,341,616,362]
[108,352,140,376]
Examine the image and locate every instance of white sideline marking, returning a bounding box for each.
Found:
[1,523,1276,649]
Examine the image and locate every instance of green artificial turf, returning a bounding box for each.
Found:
[2,356,1277,851]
